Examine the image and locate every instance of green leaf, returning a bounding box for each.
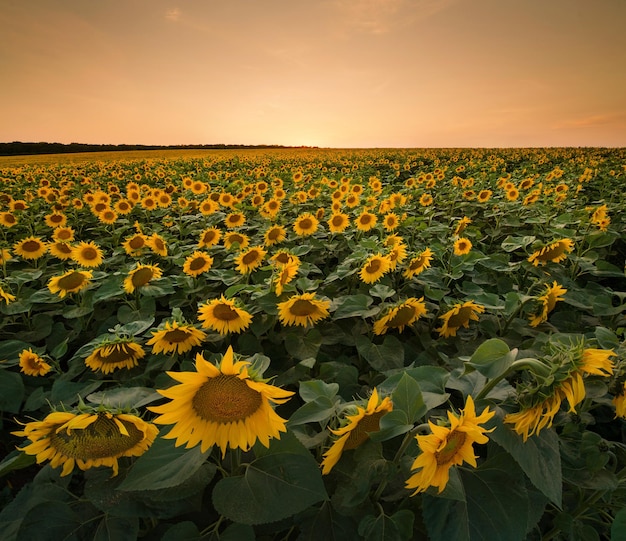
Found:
[86,387,162,409]
[297,501,356,541]
[285,328,322,361]
[464,338,515,379]
[369,284,396,300]
[161,521,201,541]
[489,408,562,506]
[92,516,139,541]
[501,235,536,252]
[218,523,256,541]
[0,369,25,413]
[331,294,377,319]
[390,372,426,424]
[594,326,620,350]
[612,508,626,541]
[0,450,36,478]
[0,340,34,365]
[16,501,82,541]
[299,379,340,402]
[50,379,102,406]
[356,335,404,372]
[358,510,415,541]
[117,435,211,492]
[212,433,327,525]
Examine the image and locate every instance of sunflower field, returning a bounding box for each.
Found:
[0,147,625,540]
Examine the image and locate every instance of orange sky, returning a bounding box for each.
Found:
[1,0,625,148]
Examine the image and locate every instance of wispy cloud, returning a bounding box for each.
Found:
[165,8,181,22]
[553,113,626,130]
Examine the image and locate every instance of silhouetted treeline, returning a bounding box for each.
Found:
[0,142,315,157]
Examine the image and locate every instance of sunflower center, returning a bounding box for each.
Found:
[436,429,467,465]
[4,214,16,224]
[56,243,73,254]
[213,303,240,321]
[344,411,387,450]
[447,307,473,328]
[289,299,317,316]
[366,259,382,274]
[409,257,426,270]
[129,237,145,249]
[228,234,244,244]
[81,247,98,260]
[387,305,416,328]
[193,375,262,423]
[132,267,154,287]
[331,215,344,226]
[274,253,290,264]
[50,414,144,459]
[267,228,281,240]
[540,244,567,261]
[163,328,192,343]
[360,215,372,225]
[203,232,217,244]
[153,238,165,251]
[98,343,139,363]
[242,251,260,265]
[190,257,208,271]
[23,240,42,252]
[299,218,313,230]
[58,272,87,291]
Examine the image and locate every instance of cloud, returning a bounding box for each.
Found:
[165,8,181,22]
[554,113,626,130]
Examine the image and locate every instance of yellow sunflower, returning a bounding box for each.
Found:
[234,246,267,275]
[147,233,168,256]
[45,212,67,228]
[13,236,48,260]
[49,242,74,261]
[477,189,492,203]
[263,225,287,246]
[436,301,485,337]
[71,241,104,268]
[321,388,393,474]
[19,348,51,376]
[0,212,18,228]
[527,238,574,266]
[613,383,626,419]
[197,296,253,335]
[373,298,427,335]
[146,320,206,355]
[52,226,75,243]
[355,211,377,232]
[277,292,330,327]
[270,250,301,267]
[293,213,319,237]
[0,284,16,304]
[149,346,294,455]
[359,254,391,284]
[403,248,433,279]
[223,232,250,251]
[122,233,149,256]
[327,212,350,234]
[48,269,93,298]
[453,237,472,256]
[97,208,118,225]
[85,338,146,374]
[224,212,246,228]
[197,227,221,248]
[123,264,162,294]
[454,217,472,236]
[12,410,158,476]
[419,194,433,207]
[406,395,495,494]
[182,251,214,277]
[529,281,567,327]
[274,260,299,296]
[383,212,400,231]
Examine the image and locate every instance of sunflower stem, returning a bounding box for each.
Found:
[475,358,551,401]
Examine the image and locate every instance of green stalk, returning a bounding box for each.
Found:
[475,358,552,401]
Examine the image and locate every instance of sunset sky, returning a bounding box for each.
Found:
[1,0,625,148]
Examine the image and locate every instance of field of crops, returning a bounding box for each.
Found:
[0,147,625,540]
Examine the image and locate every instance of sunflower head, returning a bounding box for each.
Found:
[85,337,146,374]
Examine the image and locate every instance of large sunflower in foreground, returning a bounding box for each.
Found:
[406,396,494,494]
[277,292,331,327]
[527,238,574,266]
[373,297,427,335]
[48,269,93,298]
[12,410,158,476]
[436,301,485,337]
[85,338,146,374]
[147,320,206,355]
[321,388,392,474]
[197,296,253,335]
[149,346,294,455]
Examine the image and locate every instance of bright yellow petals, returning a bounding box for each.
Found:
[48,269,93,298]
[198,227,221,248]
[403,248,433,279]
[12,411,158,477]
[223,232,250,250]
[453,237,472,256]
[264,225,287,246]
[122,233,149,256]
[436,301,485,338]
[14,236,47,260]
[327,212,350,234]
[197,296,253,335]
[147,320,206,355]
[406,396,494,494]
[355,211,377,232]
[123,264,163,294]
[147,233,168,256]
[274,260,299,296]
[0,284,16,304]
[71,241,104,268]
[373,297,427,335]
[182,251,214,277]
[528,238,574,266]
[149,346,294,455]
[321,388,393,474]
[359,254,391,284]
[85,340,146,374]
[19,348,51,376]
[293,213,319,237]
[277,292,330,327]
[234,246,266,275]
[529,281,567,327]
[579,348,615,377]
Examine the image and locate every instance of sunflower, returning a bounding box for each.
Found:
[45,212,67,228]
[529,281,567,327]
[146,320,206,355]
[234,246,267,275]
[373,298,427,335]
[14,236,47,260]
[264,225,287,246]
[19,348,51,376]
[123,233,149,256]
[270,250,301,267]
[383,212,400,231]
[85,338,146,374]
[359,254,391,284]
[223,232,250,250]
[48,269,93,298]
[224,212,245,228]
[327,212,350,234]
[355,211,377,232]
[454,216,472,236]
[149,346,294,455]
[260,199,281,219]
[123,264,163,294]
[183,251,214,277]
[12,410,158,476]
[453,237,472,256]
[197,296,253,335]
[0,248,12,265]
[0,212,17,228]
[114,198,133,214]
[321,388,392,474]
[49,242,75,261]
[403,248,433,279]
[97,208,118,225]
[293,213,319,237]
[148,233,168,256]
[477,189,492,203]
[419,194,433,207]
[71,241,104,268]
[198,227,221,248]
[52,226,75,243]
[436,301,485,337]
[527,238,574,266]
[387,242,407,270]
[277,292,331,327]
[406,396,495,494]
[274,260,299,296]
[613,383,626,419]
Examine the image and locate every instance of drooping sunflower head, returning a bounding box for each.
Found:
[403,248,433,279]
[373,297,428,335]
[436,301,485,338]
[527,238,574,266]
[197,296,253,335]
[321,388,392,474]
[85,337,146,374]
[12,409,158,477]
[277,292,331,327]
[146,319,207,355]
[71,241,104,268]
[150,346,294,455]
[123,264,163,294]
[48,269,93,298]
[528,281,567,327]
